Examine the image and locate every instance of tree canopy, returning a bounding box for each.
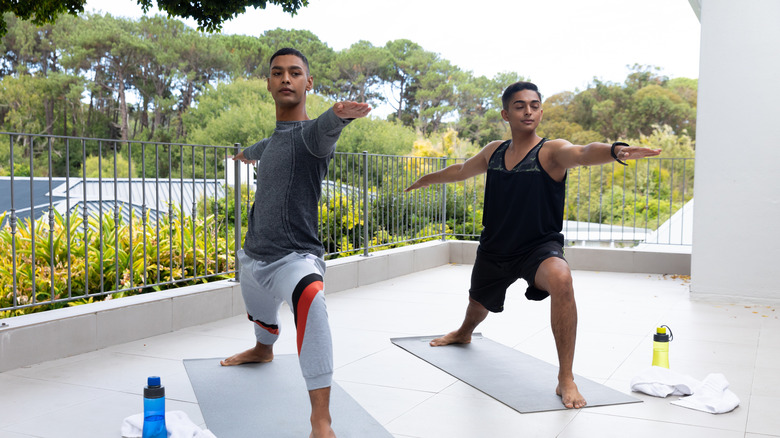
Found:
[0,0,308,37]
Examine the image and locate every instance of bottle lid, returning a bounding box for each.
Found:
[145,376,165,398]
[654,325,672,342]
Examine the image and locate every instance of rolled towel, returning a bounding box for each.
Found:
[630,366,700,397]
[671,373,740,414]
[121,410,218,438]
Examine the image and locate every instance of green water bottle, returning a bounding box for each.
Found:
[651,325,673,368]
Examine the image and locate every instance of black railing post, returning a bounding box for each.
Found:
[362,151,370,257]
[233,143,242,282]
[440,157,448,241]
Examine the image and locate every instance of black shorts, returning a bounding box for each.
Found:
[469,241,566,312]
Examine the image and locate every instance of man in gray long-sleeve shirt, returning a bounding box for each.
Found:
[222,47,371,438]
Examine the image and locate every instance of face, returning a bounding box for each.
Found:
[501,89,543,131]
[267,54,313,107]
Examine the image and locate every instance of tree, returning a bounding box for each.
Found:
[629,84,696,137]
[330,41,390,105]
[335,117,417,156]
[453,73,511,145]
[1,0,309,37]
[139,0,308,33]
[414,57,460,135]
[170,25,232,139]
[133,15,186,138]
[64,13,151,141]
[624,63,666,92]
[184,78,277,149]
[0,1,82,37]
[383,39,437,126]
[0,12,84,145]
[218,33,271,79]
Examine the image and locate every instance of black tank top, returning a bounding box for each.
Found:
[479,138,566,258]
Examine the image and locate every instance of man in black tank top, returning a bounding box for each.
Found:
[406,81,660,409]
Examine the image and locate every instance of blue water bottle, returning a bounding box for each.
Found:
[142,376,167,438]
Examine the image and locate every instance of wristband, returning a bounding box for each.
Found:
[611,141,629,166]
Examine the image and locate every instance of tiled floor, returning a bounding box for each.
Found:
[1,265,778,437]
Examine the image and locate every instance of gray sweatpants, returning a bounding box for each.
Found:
[237,249,333,391]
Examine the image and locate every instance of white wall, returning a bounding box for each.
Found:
[690,0,780,302]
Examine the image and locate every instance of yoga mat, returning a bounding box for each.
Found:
[391,334,641,413]
[183,356,392,438]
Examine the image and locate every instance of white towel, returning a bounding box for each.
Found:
[630,366,700,397]
[121,410,217,438]
[671,373,740,414]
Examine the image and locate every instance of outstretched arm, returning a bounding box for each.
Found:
[405,141,500,191]
[547,140,661,170]
[231,138,269,164]
[306,101,372,158]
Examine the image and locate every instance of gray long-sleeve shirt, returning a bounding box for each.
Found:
[241,108,352,262]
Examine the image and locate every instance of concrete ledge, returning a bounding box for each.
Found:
[0,240,689,372]
[323,240,450,293]
[0,280,243,372]
[448,240,478,264]
[564,246,691,275]
[443,240,691,275]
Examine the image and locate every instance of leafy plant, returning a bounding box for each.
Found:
[0,204,235,317]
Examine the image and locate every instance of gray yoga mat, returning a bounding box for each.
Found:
[391,334,641,413]
[183,356,392,438]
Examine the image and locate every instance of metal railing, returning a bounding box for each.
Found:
[1,132,693,315]
[1,133,237,316]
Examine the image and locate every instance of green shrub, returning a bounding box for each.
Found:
[0,205,235,317]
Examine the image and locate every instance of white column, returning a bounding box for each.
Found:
[690,0,780,302]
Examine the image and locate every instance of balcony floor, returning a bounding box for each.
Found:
[1,264,778,438]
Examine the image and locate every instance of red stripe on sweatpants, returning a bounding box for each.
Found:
[296,281,323,355]
[252,320,279,335]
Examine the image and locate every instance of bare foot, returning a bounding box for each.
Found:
[430,330,472,346]
[556,379,587,409]
[310,420,336,438]
[220,342,273,366]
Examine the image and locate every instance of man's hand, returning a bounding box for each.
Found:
[334,101,372,119]
[231,150,256,165]
[405,177,430,192]
[615,146,662,162]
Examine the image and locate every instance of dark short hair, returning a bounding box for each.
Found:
[269,48,310,74]
[502,82,542,110]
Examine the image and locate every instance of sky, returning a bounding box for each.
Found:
[83,0,701,109]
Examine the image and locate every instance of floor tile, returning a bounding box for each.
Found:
[386,392,577,438]
[558,411,744,438]
[0,431,37,438]
[437,380,494,401]
[0,374,109,429]
[6,351,193,401]
[337,380,435,425]
[331,326,402,368]
[747,395,780,436]
[334,346,456,392]
[751,366,780,397]
[3,391,202,438]
[756,344,780,372]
